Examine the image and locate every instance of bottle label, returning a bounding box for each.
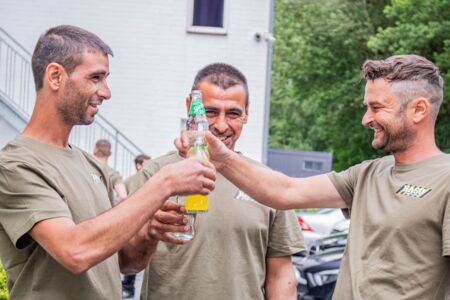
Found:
[189,100,206,116]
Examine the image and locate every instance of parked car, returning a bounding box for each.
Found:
[293,232,347,300]
[295,209,349,245]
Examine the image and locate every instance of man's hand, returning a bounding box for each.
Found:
[174,131,234,171]
[160,157,216,197]
[147,200,190,245]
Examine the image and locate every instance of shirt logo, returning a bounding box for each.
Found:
[91,173,102,183]
[396,184,431,198]
[235,190,256,203]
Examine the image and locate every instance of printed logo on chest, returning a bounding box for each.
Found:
[396,183,431,198]
[235,190,257,203]
[90,173,102,183]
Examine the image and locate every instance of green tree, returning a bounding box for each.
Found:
[368,0,450,151]
[0,262,8,300]
[270,0,389,170]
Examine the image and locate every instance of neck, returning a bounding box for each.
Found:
[95,156,108,164]
[22,94,73,148]
[393,131,442,164]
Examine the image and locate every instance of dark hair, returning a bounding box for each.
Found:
[192,63,249,109]
[31,25,113,91]
[134,154,151,167]
[362,55,444,120]
[94,139,112,157]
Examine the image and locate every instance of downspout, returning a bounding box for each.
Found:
[262,0,275,164]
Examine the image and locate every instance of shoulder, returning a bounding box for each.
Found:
[142,151,182,174]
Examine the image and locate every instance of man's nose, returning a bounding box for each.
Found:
[98,81,111,100]
[361,109,373,126]
[213,114,229,133]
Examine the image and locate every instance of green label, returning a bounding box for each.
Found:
[189,100,206,115]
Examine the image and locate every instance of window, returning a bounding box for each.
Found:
[303,160,324,171]
[187,0,228,35]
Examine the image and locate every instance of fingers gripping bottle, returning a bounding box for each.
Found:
[185,90,209,214]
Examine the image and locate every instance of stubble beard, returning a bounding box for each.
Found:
[372,114,414,153]
[57,80,94,126]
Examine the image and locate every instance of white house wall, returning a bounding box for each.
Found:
[0,0,270,162]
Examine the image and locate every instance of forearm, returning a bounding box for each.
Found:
[220,152,346,209]
[114,182,128,201]
[219,152,299,210]
[60,171,170,273]
[265,257,297,300]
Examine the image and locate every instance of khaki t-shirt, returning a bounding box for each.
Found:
[329,154,450,300]
[127,151,305,300]
[0,135,121,300]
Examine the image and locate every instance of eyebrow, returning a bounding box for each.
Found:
[90,70,109,77]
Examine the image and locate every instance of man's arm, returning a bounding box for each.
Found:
[119,201,191,274]
[30,158,215,274]
[114,181,128,201]
[201,132,346,210]
[265,256,297,300]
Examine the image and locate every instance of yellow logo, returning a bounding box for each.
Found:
[396,184,431,198]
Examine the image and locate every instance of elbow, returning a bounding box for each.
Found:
[60,247,93,275]
[65,257,91,275]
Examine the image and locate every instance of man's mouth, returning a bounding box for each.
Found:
[218,135,232,145]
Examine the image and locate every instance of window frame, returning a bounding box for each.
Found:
[186,0,228,35]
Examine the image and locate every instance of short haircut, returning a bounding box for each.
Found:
[94,139,112,157]
[192,63,249,109]
[134,154,151,167]
[362,55,444,121]
[32,25,113,91]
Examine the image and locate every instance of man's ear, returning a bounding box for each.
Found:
[409,97,429,124]
[185,95,191,114]
[243,108,249,124]
[45,63,66,91]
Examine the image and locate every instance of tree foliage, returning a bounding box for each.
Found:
[270,0,450,170]
[0,262,8,300]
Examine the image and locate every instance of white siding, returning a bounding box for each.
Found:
[0,0,270,161]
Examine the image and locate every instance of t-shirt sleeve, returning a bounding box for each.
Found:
[267,209,306,257]
[327,163,362,211]
[443,197,450,257]
[110,169,123,187]
[0,164,72,249]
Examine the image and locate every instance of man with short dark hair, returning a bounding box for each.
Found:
[93,138,127,202]
[0,25,215,300]
[193,55,450,299]
[128,63,305,300]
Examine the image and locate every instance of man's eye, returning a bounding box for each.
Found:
[227,112,241,119]
[205,111,217,117]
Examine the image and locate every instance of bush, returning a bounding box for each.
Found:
[0,262,8,300]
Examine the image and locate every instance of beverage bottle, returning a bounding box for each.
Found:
[185,90,209,214]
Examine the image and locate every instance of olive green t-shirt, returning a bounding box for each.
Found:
[0,135,121,300]
[328,154,450,300]
[127,151,305,300]
[104,163,123,187]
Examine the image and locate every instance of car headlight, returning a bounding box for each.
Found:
[307,269,339,287]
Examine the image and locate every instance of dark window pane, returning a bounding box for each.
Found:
[304,160,323,170]
[193,0,224,27]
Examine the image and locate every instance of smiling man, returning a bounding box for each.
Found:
[195,55,450,299]
[0,25,216,300]
[127,63,305,300]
